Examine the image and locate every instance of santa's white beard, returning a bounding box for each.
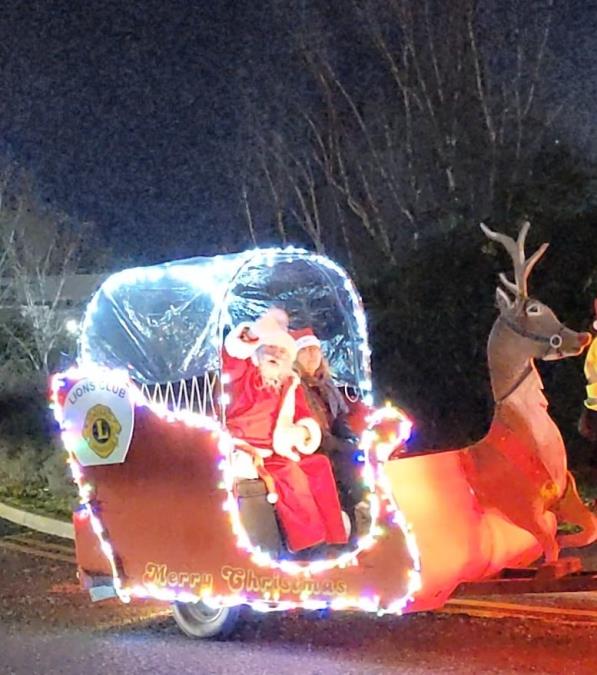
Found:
[258,359,291,391]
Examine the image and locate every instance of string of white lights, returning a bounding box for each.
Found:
[51,371,420,613]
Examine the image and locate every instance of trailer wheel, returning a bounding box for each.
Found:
[172,600,240,639]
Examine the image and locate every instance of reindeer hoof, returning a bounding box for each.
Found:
[536,556,582,581]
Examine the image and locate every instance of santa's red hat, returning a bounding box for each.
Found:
[290,327,321,352]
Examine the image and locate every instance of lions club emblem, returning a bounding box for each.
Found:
[62,378,134,466]
[83,404,122,458]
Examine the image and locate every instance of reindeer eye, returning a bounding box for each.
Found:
[526,303,541,316]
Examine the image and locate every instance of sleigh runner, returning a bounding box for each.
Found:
[50,225,597,638]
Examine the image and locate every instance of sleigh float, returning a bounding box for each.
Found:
[50,225,597,638]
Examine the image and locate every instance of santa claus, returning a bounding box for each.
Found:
[223,308,348,553]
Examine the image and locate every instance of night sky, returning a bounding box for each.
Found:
[0,0,261,261]
[1,1,596,265]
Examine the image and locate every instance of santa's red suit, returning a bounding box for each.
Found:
[223,317,347,552]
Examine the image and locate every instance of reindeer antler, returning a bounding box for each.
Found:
[480,221,549,298]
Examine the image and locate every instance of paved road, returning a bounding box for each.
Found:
[0,530,596,675]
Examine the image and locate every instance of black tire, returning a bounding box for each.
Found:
[172,600,240,639]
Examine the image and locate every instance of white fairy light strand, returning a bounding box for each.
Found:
[51,369,419,614]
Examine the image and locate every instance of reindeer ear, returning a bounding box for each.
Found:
[495,286,515,312]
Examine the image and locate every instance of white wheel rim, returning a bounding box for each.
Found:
[183,602,226,625]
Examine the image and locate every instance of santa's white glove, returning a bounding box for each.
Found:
[273,425,313,462]
[292,419,321,455]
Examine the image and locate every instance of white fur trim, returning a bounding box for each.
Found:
[293,417,321,454]
[230,451,260,479]
[272,375,304,460]
[295,335,321,351]
[271,430,288,456]
[278,374,299,425]
[270,375,321,458]
[224,323,258,360]
[271,438,301,461]
[271,424,302,461]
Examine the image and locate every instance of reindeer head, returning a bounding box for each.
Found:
[481,222,591,362]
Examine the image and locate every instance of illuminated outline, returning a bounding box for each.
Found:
[52,247,421,614]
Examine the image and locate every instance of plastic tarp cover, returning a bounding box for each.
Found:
[79,250,368,387]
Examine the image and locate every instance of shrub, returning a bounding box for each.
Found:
[0,372,76,514]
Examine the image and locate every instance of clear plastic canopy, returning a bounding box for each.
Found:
[79,248,372,389]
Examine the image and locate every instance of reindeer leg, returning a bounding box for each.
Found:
[491,494,559,563]
[554,471,597,549]
[463,451,559,563]
[525,504,560,564]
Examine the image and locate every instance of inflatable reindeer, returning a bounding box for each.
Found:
[464,222,596,559]
[385,222,596,609]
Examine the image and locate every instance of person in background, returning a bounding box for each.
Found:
[579,299,597,442]
[223,309,348,553]
[292,327,372,538]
